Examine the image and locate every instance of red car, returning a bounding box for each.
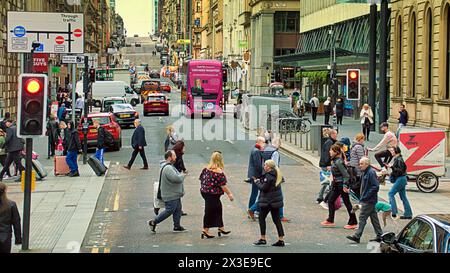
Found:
[78,113,122,151]
[160,82,171,93]
[144,93,169,116]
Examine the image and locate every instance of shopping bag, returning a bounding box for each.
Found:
[320,170,332,185]
[335,195,342,210]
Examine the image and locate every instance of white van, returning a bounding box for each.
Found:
[76,80,140,107]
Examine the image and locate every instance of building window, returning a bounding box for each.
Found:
[446,4,450,99]
[425,8,433,98]
[274,12,300,33]
[410,12,417,98]
[397,16,402,97]
[196,1,201,13]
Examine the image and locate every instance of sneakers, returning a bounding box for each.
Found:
[346,235,360,244]
[253,239,267,246]
[344,224,358,230]
[247,209,255,220]
[173,226,188,233]
[272,240,285,247]
[391,215,400,220]
[320,221,336,227]
[148,220,157,232]
[319,201,329,210]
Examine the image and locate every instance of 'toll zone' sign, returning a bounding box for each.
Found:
[7,12,84,54]
[32,53,49,73]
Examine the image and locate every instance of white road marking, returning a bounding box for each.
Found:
[153,245,159,248]
[186,244,193,247]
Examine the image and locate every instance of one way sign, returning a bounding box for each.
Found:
[62,55,84,64]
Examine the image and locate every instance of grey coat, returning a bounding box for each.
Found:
[349,142,365,172]
[160,162,185,202]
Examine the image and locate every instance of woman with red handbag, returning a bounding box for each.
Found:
[321,144,358,229]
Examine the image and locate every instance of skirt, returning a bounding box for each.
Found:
[201,192,224,228]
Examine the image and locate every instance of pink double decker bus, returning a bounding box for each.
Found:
[186,60,223,118]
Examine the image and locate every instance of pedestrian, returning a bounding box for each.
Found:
[324,97,333,125]
[397,104,408,137]
[246,137,266,220]
[335,98,344,125]
[76,93,84,114]
[173,141,187,174]
[0,120,25,183]
[66,121,81,177]
[0,130,11,179]
[148,150,187,233]
[317,129,338,204]
[346,157,383,244]
[59,121,69,156]
[386,147,413,220]
[200,152,234,239]
[164,125,178,152]
[253,160,285,247]
[309,93,319,121]
[360,104,374,141]
[46,114,59,159]
[368,122,398,170]
[124,119,149,170]
[93,120,106,166]
[0,112,10,131]
[63,97,72,109]
[0,182,22,253]
[348,133,366,198]
[57,103,67,122]
[320,144,358,229]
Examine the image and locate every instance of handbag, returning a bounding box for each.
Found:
[334,195,342,210]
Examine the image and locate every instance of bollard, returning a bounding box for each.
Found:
[300,132,303,148]
[290,130,292,143]
[295,131,297,146]
[306,131,309,150]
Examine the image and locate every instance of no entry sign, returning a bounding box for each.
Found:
[74,28,82,37]
[55,36,65,45]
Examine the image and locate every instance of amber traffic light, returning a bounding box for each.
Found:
[346,69,360,100]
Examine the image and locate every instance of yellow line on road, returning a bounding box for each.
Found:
[113,192,120,212]
[91,248,99,253]
[104,248,111,253]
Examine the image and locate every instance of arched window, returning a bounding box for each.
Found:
[410,12,417,98]
[425,8,433,98]
[397,16,402,97]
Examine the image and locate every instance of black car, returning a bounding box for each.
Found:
[380,214,450,253]
[108,103,139,128]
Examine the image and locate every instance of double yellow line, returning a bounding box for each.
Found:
[91,247,111,253]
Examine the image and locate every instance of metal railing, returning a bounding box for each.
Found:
[277,117,317,154]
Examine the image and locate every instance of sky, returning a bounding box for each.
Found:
[116,0,154,37]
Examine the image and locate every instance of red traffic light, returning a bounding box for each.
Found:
[25,78,42,94]
[349,71,358,80]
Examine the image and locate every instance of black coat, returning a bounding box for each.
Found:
[47,120,59,143]
[0,200,22,244]
[254,170,283,209]
[319,138,336,168]
[67,129,81,152]
[390,156,407,182]
[174,154,186,173]
[4,126,24,153]
[247,146,263,179]
[131,125,147,149]
[335,102,344,116]
[97,126,106,149]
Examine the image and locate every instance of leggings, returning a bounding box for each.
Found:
[259,207,284,237]
[327,184,358,225]
[362,125,371,140]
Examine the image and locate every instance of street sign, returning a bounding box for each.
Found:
[32,53,49,73]
[7,12,84,53]
[62,55,84,64]
[77,53,98,69]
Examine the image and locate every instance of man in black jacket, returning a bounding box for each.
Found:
[317,129,337,204]
[0,120,25,182]
[47,115,59,159]
[124,119,148,170]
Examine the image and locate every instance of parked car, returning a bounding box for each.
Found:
[144,93,169,116]
[78,113,122,151]
[101,97,127,112]
[160,82,172,93]
[108,103,139,128]
[380,214,450,253]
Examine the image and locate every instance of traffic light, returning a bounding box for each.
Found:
[346,69,360,100]
[89,68,96,83]
[271,72,275,83]
[222,68,228,83]
[17,74,48,137]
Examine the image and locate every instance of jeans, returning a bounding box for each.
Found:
[66,151,78,173]
[250,190,285,218]
[374,149,393,168]
[311,107,318,121]
[389,176,413,217]
[248,180,259,209]
[155,198,182,228]
[324,112,331,125]
[259,207,284,237]
[317,167,329,202]
[95,148,105,165]
[362,125,371,141]
[354,202,383,239]
[396,123,405,139]
[0,151,25,180]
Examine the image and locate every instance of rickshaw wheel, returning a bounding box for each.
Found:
[416,172,439,193]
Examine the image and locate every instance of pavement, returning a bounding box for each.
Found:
[278,114,450,216]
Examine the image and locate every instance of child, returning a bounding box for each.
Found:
[352,201,392,227]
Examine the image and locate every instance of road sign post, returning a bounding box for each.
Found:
[83,56,89,165]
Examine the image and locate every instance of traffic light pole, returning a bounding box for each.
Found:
[22,138,33,251]
[379,0,389,127]
[368,3,377,132]
[83,56,89,165]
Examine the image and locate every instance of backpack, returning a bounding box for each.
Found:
[104,129,115,146]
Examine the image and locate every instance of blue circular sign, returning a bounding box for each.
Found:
[13,26,26,37]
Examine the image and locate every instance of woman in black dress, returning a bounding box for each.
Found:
[200,152,234,239]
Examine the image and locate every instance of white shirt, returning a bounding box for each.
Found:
[76,98,84,109]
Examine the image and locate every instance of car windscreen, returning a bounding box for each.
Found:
[86,117,110,126]
[104,100,125,107]
[112,104,134,111]
[147,96,166,102]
